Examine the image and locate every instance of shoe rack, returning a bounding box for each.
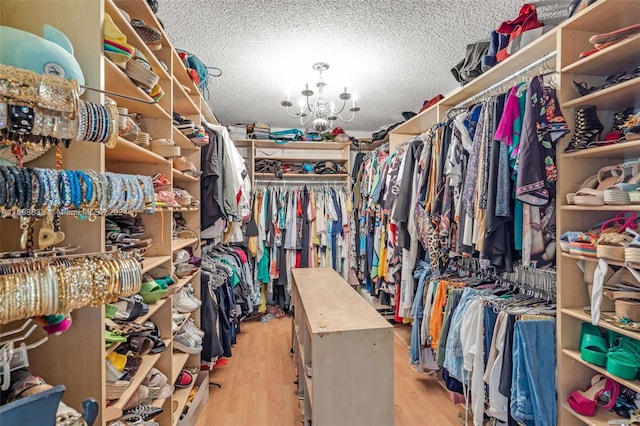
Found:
[0,0,215,424]
[557,1,640,425]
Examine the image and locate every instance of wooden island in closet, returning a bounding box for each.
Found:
[290,268,394,426]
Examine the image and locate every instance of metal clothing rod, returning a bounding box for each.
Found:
[254,179,348,186]
[453,50,557,108]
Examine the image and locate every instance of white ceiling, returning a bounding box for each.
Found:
[156,0,573,135]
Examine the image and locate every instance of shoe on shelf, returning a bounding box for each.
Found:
[567,374,620,417]
[173,331,203,354]
[123,404,163,421]
[174,289,198,313]
[183,318,204,338]
[174,369,193,388]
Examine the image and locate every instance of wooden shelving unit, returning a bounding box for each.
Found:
[106,137,170,165]
[0,0,209,423]
[235,138,351,188]
[557,2,640,424]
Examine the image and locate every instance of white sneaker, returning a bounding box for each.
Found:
[184,318,205,338]
[173,331,202,354]
[174,289,198,313]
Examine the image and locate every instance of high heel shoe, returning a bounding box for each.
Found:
[567,374,620,417]
[565,106,604,152]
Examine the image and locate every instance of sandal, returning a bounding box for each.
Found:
[607,336,640,380]
[580,323,608,367]
[574,165,625,206]
[138,280,168,304]
[568,374,620,417]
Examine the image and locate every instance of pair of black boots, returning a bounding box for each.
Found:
[565,106,604,152]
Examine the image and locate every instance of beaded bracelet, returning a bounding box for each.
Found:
[58,170,72,209]
[76,171,93,206]
[0,166,6,207]
[45,169,61,210]
[33,169,49,210]
[8,167,25,209]
[20,168,32,209]
[76,100,88,141]
[86,102,100,142]
[98,104,110,143]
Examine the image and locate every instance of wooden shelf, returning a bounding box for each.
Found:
[561,139,640,160]
[172,77,200,115]
[172,237,198,251]
[254,156,348,162]
[563,32,640,77]
[171,381,196,426]
[106,351,162,419]
[141,255,171,274]
[254,173,348,179]
[171,49,201,100]
[171,352,191,384]
[172,126,200,152]
[175,274,195,292]
[389,103,440,138]
[172,206,200,212]
[113,0,174,54]
[105,342,121,357]
[561,251,613,264]
[562,77,640,110]
[105,0,171,82]
[238,139,350,150]
[136,297,168,325]
[560,401,619,426]
[562,307,640,340]
[172,168,200,182]
[561,204,640,211]
[106,137,170,164]
[561,0,640,32]
[563,348,640,393]
[104,59,170,119]
[200,99,219,124]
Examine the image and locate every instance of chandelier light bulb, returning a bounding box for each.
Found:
[280,62,360,132]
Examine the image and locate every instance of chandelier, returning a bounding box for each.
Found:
[280,62,360,133]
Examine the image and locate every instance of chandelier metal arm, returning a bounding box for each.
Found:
[280,62,359,132]
[283,106,304,119]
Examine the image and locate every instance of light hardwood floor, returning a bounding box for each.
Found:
[194,317,462,426]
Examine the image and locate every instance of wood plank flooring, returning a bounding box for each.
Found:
[194,316,462,426]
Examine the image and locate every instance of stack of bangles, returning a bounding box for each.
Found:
[0,63,119,147]
[0,165,156,215]
[0,252,142,324]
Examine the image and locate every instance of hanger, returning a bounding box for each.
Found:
[0,320,48,391]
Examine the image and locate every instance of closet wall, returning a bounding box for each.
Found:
[0,0,216,424]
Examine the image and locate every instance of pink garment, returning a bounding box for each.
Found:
[234,248,248,264]
[494,85,520,151]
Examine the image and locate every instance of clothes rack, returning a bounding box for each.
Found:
[254,179,349,186]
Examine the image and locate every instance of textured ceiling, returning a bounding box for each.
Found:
[156,0,573,135]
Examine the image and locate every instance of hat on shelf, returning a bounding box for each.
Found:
[131,19,163,50]
[103,13,134,65]
[125,50,159,90]
[149,83,164,101]
[173,157,196,173]
[150,138,180,158]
